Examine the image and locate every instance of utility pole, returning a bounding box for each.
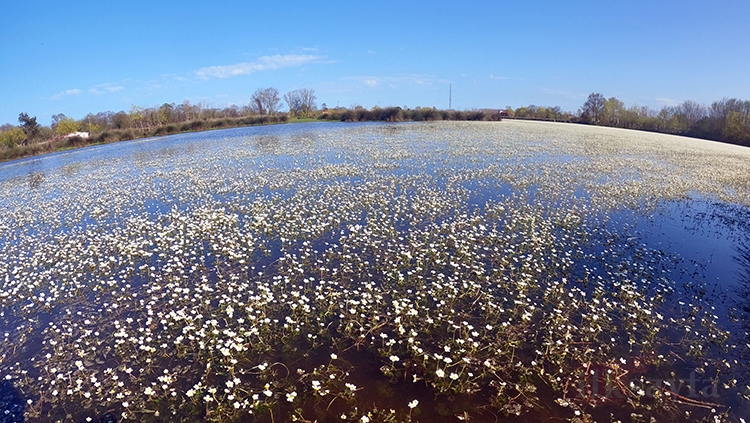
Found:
[449,84,452,110]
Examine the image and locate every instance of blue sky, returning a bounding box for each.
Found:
[1,0,749,126]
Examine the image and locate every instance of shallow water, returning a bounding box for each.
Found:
[1,121,749,422]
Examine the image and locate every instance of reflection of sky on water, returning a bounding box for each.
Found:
[634,200,747,289]
[605,200,750,330]
[736,238,750,332]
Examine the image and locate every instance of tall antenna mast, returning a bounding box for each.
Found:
[449,84,452,110]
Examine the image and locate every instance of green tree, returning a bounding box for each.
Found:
[723,111,750,144]
[54,117,81,135]
[129,105,145,132]
[0,127,25,147]
[18,112,41,143]
[603,97,625,126]
[157,103,175,125]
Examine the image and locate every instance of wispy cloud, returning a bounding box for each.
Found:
[349,74,449,88]
[51,89,81,100]
[89,83,125,95]
[489,74,510,80]
[195,54,323,79]
[161,73,188,82]
[540,87,587,100]
[655,97,680,106]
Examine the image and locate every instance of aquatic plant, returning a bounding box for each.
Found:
[0,121,749,422]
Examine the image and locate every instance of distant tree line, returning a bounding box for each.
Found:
[320,105,503,122]
[501,105,574,122]
[502,94,750,146]
[576,93,750,146]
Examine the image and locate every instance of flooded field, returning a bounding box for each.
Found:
[1,120,749,422]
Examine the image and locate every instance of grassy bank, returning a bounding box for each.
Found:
[0,114,290,164]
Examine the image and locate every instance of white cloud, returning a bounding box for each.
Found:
[51,89,81,100]
[195,54,323,79]
[364,79,378,87]
[89,83,125,95]
[489,74,510,80]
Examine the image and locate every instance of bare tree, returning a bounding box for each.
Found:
[675,100,707,129]
[251,88,281,115]
[284,91,302,116]
[284,88,318,117]
[298,88,317,116]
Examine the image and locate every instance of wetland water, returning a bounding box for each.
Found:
[1,120,749,422]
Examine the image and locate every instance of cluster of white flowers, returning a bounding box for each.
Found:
[0,121,744,422]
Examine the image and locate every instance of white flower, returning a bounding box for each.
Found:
[449,373,459,380]
[330,353,338,360]
[286,391,297,402]
[408,399,419,409]
[436,369,445,378]
[389,355,400,363]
